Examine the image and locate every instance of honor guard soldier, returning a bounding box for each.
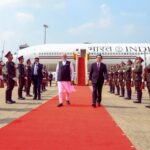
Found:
[124,59,133,100]
[42,66,48,91]
[18,56,26,100]
[144,64,150,108]
[5,51,16,104]
[114,64,120,95]
[118,62,126,97]
[109,65,115,93]
[0,61,5,88]
[26,59,32,97]
[144,64,150,96]
[133,57,143,103]
[49,72,53,87]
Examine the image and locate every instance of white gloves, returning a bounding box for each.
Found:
[12,77,17,82]
[0,75,3,80]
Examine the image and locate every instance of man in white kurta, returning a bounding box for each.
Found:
[56,54,74,107]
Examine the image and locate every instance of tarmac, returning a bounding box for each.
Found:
[0,84,150,150]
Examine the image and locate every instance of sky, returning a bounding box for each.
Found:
[0,0,150,54]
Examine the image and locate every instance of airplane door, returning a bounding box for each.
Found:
[80,49,86,58]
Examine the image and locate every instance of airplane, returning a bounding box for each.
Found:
[17,43,150,71]
[2,43,149,85]
[17,43,150,84]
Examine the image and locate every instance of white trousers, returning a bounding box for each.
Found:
[57,81,71,104]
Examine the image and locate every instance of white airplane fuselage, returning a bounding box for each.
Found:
[17,43,150,71]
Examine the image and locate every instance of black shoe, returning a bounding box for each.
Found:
[18,97,25,100]
[26,94,33,97]
[133,101,141,103]
[57,103,63,107]
[11,100,16,103]
[119,95,123,97]
[6,100,13,104]
[38,98,41,100]
[125,97,131,100]
[145,105,150,108]
[66,101,70,105]
[92,104,96,108]
[33,97,37,100]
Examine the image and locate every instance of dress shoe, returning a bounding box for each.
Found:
[38,98,41,100]
[33,97,37,100]
[57,103,63,107]
[92,104,96,108]
[145,105,150,108]
[26,94,33,97]
[133,101,141,104]
[66,101,70,105]
[6,101,14,104]
[119,95,123,97]
[124,97,131,100]
[18,97,25,100]
[11,100,16,103]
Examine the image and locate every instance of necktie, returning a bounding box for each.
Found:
[97,63,100,70]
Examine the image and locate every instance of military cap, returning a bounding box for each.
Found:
[26,59,31,63]
[5,51,11,58]
[127,59,133,64]
[121,61,126,65]
[18,55,24,61]
[136,57,144,62]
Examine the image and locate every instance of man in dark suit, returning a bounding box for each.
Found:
[32,57,43,100]
[89,54,108,108]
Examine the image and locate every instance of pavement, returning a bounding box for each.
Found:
[0,84,150,150]
[0,84,58,128]
[101,86,150,150]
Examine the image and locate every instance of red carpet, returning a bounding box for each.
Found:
[0,86,136,150]
[78,57,86,86]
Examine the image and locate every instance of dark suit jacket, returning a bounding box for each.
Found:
[89,62,108,84]
[32,63,43,80]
